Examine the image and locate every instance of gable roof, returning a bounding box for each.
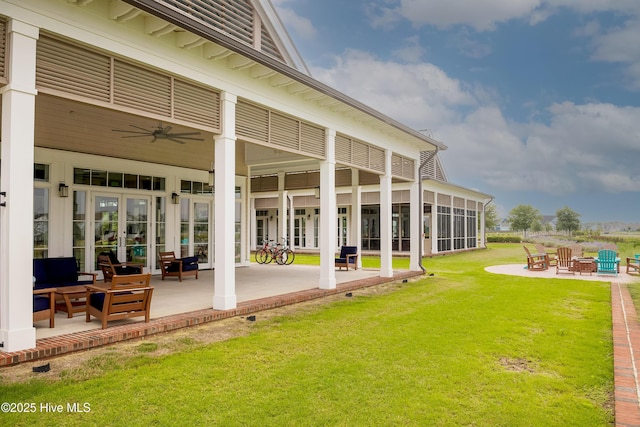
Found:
[120,0,447,151]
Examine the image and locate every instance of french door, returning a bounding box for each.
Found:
[93,194,150,272]
[180,197,213,268]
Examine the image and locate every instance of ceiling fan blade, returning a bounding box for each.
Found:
[130,125,155,132]
[166,132,202,137]
[119,134,153,138]
[112,129,152,135]
[165,137,186,144]
[167,136,204,141]
[163,126,173,133]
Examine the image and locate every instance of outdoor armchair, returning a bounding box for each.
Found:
[158,251,199,281]
[555,247,575,275]
[98,250,144,282]
[335,246,359,270]
[627,254,640,274]
[86,273,153,329]
[523,245,548,271]
[595,249,619,276]
[33,288,56,328]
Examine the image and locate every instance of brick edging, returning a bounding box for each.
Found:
[0,270,423,367]
[612,282,640,427]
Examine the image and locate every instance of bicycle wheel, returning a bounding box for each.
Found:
[276,249,295,265]
[284,249,295,265]
[255,249,270,264]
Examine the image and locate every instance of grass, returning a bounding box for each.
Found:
[1,244,615,426]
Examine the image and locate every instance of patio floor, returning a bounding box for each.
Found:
[1,264,422,366]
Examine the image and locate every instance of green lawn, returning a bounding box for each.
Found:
[1,244,614,426]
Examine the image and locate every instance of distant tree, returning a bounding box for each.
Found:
[556,206,581,234]
[484,204,499,230]
[531,218,543,233]
[508,204,542,235]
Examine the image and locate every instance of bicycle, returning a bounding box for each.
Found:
[255,240,278,264]
[274,237,295,265]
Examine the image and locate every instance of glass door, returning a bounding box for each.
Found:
[180,197,213,268]
[93,194,150,272]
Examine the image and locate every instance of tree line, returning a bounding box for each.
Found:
[484,204,581,234]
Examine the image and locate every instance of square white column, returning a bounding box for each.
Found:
[379,151,393,278]
[319,130,336,289]
[213,92,237,310]
[350,169,362,269]
[0,20,39,352]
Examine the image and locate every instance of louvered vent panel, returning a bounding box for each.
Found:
[403,158,415,179]
[174,79,221,129]
[454,197,465,209]
[161,0,253,45]
[236,100,269,143]
[352,140,369,168]
[260,24,284,61]
[467,200,477,210]
[424,191,435,204]
[300,122,325,157]
[114,60,171,116]
[391,154,402,176]
[0,20,6,81]
[36,36,111,102]
[335,134,352,164]
[438,194,451,205]
[270,111,299,151]
[369,146,385,173]
[435,159,445,181]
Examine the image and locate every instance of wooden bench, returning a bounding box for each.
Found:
[85,273,153,329]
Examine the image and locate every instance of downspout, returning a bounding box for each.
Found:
[418,148,439,273]
[482,197,495,248]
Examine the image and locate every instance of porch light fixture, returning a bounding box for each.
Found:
[208,162,214,187]
[171,192,180,204]
[58,183,69,198]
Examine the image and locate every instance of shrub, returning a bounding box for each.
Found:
[488,235,522,243]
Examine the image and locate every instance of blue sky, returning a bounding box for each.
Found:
[272,0,640,223]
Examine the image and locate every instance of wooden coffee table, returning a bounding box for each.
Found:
[55,283,108,318]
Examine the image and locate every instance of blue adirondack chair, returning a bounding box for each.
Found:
[595,249,619,276]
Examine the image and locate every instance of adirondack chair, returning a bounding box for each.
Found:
[523,245,547,271]
[595,249,619,276]
[555,247,575,275]
[535,244,556,267]
[627,254,640,274]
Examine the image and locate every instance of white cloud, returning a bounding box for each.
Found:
[270,1,317,41]
[309,50,640,196]
[310,49,477,127]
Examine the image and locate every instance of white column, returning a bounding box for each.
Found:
[277,172,287,246]
[432,192,439,254]
[480,202,487,248]
[0,21,39,352]
[379,151,393,277]
[350,169,362,269]
[214,92,237,310]
[409,162,421,271]
[319,129,336,289]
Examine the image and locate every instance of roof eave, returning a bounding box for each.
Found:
[121,0,446,151]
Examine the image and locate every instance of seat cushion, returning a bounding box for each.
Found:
[89,292,106,310]
[45,258,78,284]
[181,256,199,271]
[33,295,50,312]
[114,266,141,275]
[33,259,48,285]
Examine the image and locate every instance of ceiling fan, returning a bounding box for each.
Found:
[112,122,204,144]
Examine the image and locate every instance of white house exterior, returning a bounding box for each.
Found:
[0,0,490,352]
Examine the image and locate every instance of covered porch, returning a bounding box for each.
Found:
[1,265,421,366]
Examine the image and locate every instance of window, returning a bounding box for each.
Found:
[467,210,477,248]
[437,206,451,252]
[453,208,465,250]
[74,168,165,191]
[34,188,49,259]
